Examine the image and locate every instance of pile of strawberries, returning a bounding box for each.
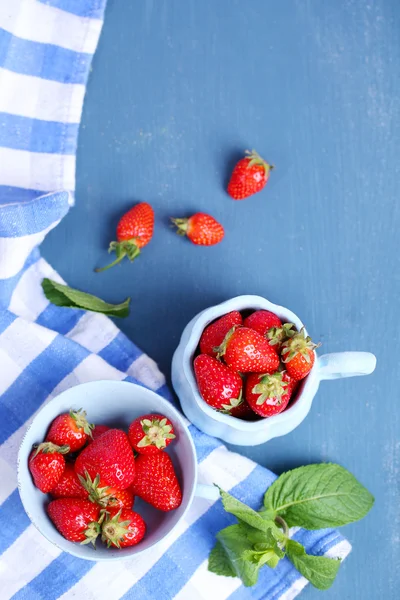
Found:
[28,411,181,549]
[193,309,320,419]
[96,150,273,272]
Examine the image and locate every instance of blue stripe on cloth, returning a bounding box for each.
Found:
[11,553,93,600]
[0,249,40,308]
[0,191,71,238]
[0,113,79,154]
[35,304,83,335]
[0,490,30,555]
[0,28,92,84]
[0,186,43,205]
[121,464,264,600]
[0,309,17,334]
[156,383,175,402]
[38,0,106,20]
[98,331,143,372]
[0,335,89,445]
[189,424,222,463]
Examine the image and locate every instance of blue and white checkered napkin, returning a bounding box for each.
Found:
[0,2,350,599]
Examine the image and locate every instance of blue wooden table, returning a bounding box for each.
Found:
[42,1,399,598]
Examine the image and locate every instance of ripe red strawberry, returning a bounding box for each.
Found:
[243,310,282,338]
[193,354,243,412]
[78,471,134,509]
[227,150,273,200]
[96,202,154,272]
[50,463,88,499]
[171,213,224,246]
[128,414,175,454]
[101,508,146,548]
[86,424,110,445]
[46,409,94,452]
[281,328,320,380]
[29,442,69,493]
[47,498,100,545]
[216,327,280,374]
[75,429,135,490]
[130,452,182,512]
[245,372,294,417]
[229,397,258,420]
[199,311,243,357]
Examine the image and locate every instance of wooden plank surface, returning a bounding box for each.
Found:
[42,1,400,597]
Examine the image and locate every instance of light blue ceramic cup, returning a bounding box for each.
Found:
[17,380,217,561]
[172,295,377,446]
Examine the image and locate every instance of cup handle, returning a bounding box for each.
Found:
[318,352,376,381]
[194,483,221,501]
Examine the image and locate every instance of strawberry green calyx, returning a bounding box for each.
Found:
[171,217,189,236]
[101,510,131,548]
[138,417,176,450]
[78,470,115,507]
[281,327,320,364]
[268,323,296,347]
[213,326,238,358]
[80,521,101,547]
[245,149,274,177]
[33,442,70,457]
[95,239,141,273]
[221,390,243,413]
[252,372,289,406]
[70,409,94,438]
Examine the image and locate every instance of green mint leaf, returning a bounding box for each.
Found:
[218,488,274,532]
[286,539,341,590]
[208,541,237,578]
[217,525,261,587]
[263,463,374,529]
[42,279,131,318]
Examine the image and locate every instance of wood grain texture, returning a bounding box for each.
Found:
[41,1,400,597]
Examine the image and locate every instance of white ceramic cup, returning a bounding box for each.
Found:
[172,295,376,446]
[17,380,218,561]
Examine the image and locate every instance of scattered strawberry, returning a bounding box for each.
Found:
[267,322,297,352]
[46,409,94,452]
[29,442,69,493]
[227,150,273,200]
[75,429,135,490]
[130,452,182,512]
[193,354,243,412]
[47,498,100,545]
[50,463,88,499]
[96,202,154,272]
[128,414,175,454]
[79,471,134,509]
[200,311,243,357]
[101,508,146,548]
[86,424,110,445]
[216,327,280,373]
[245,372,294,417]
[243,310,282,338]
[281,328,320,380]
[171,213,224,246]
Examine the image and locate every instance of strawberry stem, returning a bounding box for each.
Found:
[171,217,189,236]
[95,240,140,273]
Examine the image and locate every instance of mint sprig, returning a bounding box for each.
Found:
[208,463,374,590]
[42,278,131,318]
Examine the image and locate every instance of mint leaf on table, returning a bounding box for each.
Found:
[218,488,276,532]
[216,525,261,587]
[208,541,237,578]
[42,278,131,318]
[285,539,341,590]
[263,463,374,529]
[242,527,285,569]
